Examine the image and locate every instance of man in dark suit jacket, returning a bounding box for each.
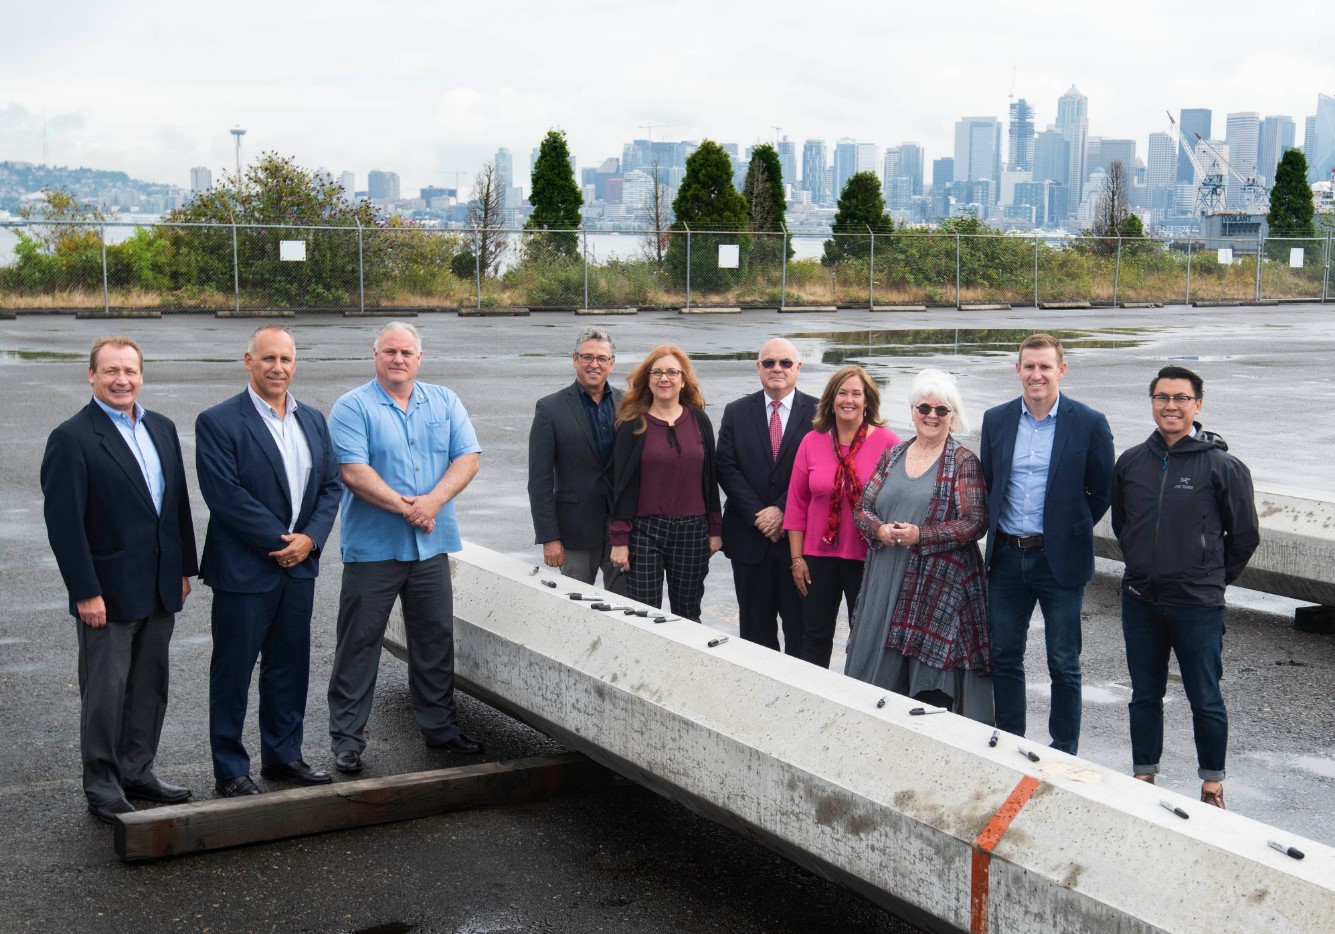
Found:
[195,326,342,797]
[717,338,816,654]
[41,337,198,824]
[528,327,624,591]
[980,333,1115,754]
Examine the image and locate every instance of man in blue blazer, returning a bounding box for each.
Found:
[980,333,1114,754]
[196,326,342,796]
[717,338,816,654]
[41,337,198,824]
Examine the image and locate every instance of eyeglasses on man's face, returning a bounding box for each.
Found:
[760,358,795,370]
[649,368,682,381]
[575,353,614,365]
[914,403,952,417]
[1151,393,1198,406]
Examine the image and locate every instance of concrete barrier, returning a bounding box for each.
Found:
[386,544,1335,933]
[1095,486,1335,607]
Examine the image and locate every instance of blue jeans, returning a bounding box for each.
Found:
[1121,592,1227,782]
[988,540,1085,754]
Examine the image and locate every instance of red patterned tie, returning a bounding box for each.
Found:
[769,400,783,461]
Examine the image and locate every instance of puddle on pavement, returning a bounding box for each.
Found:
[783,327,1152,366]
[0,350,85,363]
[1291,755,1335,779]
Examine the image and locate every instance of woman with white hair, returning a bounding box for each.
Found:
[845,369,993,722]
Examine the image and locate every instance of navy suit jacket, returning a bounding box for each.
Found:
[195,391,342,593]
[41,401,198,621]
[716,389,817,565]
[979,394,1115,589]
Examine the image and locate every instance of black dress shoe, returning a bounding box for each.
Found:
[334,750,363,773]
[122,779,192,804]
[429,733,483,755]
[215,775,262,797]
[88,798,135,824]
[261,760,332,785]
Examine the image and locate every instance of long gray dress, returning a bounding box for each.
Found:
[844,456,994,722]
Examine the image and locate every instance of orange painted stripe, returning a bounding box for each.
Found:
[970,775,1041,934]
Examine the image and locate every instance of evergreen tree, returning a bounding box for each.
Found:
[742,143,793,264]
[525,129,583,258]
[822,171,892,265]
[1268,149,1316,249]
[665,140,750,291]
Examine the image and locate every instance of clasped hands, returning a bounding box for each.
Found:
[269,533,315,569]
[876,521,920,548]
[753,506,784,542]
[399,493,440,534]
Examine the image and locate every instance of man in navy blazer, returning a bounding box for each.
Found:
[980,333,1114,754]
[717,338,816,654]
[41,337,198,824]
[195,326,342,796]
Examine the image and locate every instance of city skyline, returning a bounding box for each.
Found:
[2,0,1331,195]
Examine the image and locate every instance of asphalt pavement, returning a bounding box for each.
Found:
[2,305,1333,933]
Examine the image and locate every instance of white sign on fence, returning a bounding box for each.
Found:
[717,244,739,269]
[1217,248,1233,265]
[279,240,307,262]
[1290,248,1305,268]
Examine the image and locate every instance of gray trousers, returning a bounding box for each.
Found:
[328,555,460,754]
[562,540,626,594]
[75,607,175,807]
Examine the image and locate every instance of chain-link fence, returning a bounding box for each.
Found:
[2,220,1331,313]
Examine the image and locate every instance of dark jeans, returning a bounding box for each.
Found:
[1121,592,1227,781]
[988,540,1085,754]
[328,555,460,754]
[800,556,864,668]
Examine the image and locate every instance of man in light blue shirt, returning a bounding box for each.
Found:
[326,322,482,773]
[980,334,1114,754]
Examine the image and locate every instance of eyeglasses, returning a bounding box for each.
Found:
[649,369,682,381]
[575,353,614,365]
[760,358,796,369]
[915,404,952,417]
[1151,394,1198,405]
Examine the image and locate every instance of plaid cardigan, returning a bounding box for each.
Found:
[853,435,991,672]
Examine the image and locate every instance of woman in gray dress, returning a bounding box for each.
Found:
[845,369,993,723]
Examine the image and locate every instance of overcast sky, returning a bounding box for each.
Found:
[2,0,1331,195]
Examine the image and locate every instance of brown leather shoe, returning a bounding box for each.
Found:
[1201,785,1225,809]
[1134,774,1156,784]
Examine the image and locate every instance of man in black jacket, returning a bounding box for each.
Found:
[528,328,624,591]
[1111,365,1259,810]
[41,337,199,823]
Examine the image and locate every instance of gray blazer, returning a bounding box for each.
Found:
[528,381,623,551]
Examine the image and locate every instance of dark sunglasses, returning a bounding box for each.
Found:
[915,404,952,417]
[760,358,795,370]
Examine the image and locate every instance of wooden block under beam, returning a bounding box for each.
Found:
[114,752,617,863]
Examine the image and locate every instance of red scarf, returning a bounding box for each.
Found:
[822,422,869,546]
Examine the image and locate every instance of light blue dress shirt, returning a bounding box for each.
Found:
[247,386,313,532]
[329,379,482,562]
[93,396,164,515]
[999,393,1060,537]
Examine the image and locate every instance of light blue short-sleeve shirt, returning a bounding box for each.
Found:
[329,379,482,562]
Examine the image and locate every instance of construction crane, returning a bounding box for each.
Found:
[1191,136,1267,213]
[1166,111,1225,215]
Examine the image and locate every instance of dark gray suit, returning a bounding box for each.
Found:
[528,381,624,589]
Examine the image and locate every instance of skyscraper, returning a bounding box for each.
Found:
[1032,130,1069,185]
[1257,115,1296,187]
[777,136,797,190]
[338,171,356,203]
[1309,93,1335,184]
[931,157,954,191]
[802,139,828,204]
[882,147,900,197]
[189,166,212,192]
[856,142,879,176]
[1146,132,1175,190]
[899,142,924,195]
[833,139,858,197]
[494,147,513,208]
[1008,98,1035,171]
[1056,87,1089,213]
[1176,109,1211,183]
[367,170,400,202]
[1224,112,1260,208]
[954,117,1001,205]
[1091,139,1136,180]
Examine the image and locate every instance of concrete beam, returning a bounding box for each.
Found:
[386,545,1335,933]
[1095,486,1335,606]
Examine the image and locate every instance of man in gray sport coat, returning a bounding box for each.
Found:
[528,327,625,591]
